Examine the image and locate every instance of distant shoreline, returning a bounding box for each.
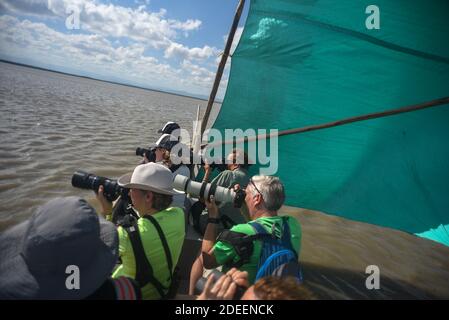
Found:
[0,59,220,103]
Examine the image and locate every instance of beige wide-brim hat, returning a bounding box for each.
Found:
[118,162,183,195]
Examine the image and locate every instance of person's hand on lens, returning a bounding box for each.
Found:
[226,268,250,288]
[204,160,212,173]
[202,160,212,183]
[197,273,236,300]
[197,268,249,300]
[95,185,113,216]
[205,195,219,218]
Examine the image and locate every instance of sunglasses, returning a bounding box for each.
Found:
[249,178,263,198]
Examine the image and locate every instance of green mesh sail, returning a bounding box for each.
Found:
[213,0,449,245]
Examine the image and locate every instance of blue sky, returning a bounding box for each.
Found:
[0,0,248,98]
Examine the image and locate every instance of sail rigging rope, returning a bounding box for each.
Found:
[204,96,449,147]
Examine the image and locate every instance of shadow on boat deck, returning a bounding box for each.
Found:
[302,262,438,299]
[175,207,449,299]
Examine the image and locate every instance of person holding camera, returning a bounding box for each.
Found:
[96,162,186,300]
[196,148,251,230]
[144,133,190,214]
[137,121,181,164]
[190,175,302,292]
[188,149,250,294]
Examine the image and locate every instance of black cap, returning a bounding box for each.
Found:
[158,122,180,135]
[150,134,179,151]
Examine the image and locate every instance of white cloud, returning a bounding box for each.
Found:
[169,18,202,31]
[0,0,55,17]
[164,42,217,60]
[0,15,217,96]
[1,0,203,49]
[134,0,150,6]
[0,1,234,97]
[181,59,214,79]
[79,1,174,46]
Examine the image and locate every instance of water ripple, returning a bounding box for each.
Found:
[0,61,220,222]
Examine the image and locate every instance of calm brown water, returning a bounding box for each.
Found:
[0,61,219,226]
[1,61,448,299]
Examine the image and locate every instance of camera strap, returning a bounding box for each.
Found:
[199,181,208,198]
[169,163,183,173]
[217,221,290,269]
[208,180,219,200]
[249,218,301,282]
[112,198,138,225]
[220,214,237,229]
[123,216,173,299]
[143,215,173,283]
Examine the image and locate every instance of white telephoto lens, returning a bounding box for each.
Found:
[173,174,235,203]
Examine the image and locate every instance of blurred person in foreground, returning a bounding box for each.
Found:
[197,268,315,300]
[0,197,140,299]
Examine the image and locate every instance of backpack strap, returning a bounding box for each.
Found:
[170,163,183,173]
[250,217,297,254]
[123,217,170,299]
[249,220,271,237]
[280,217,298,258]
[216,230,259,268]
[255,249,296,280]
[215,221,284,269]
[250,217,299,280]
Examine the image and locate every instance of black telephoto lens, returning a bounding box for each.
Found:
[71,170,124,202]
[72,170,98,191]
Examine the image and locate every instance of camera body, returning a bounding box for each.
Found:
[71,171,128,202]
[135,147,156,163]
[173,174,246,208]
[206,159,228,172]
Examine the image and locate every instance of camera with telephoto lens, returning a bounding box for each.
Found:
[136,147,156,163]
[71,171,129,202]
[173,174,246,208]
[189,148,252,172]
[204,158,228,172]
[185,149,227,172]
[195,269,247,299]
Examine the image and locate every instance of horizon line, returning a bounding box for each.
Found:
[0,59,223,104]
